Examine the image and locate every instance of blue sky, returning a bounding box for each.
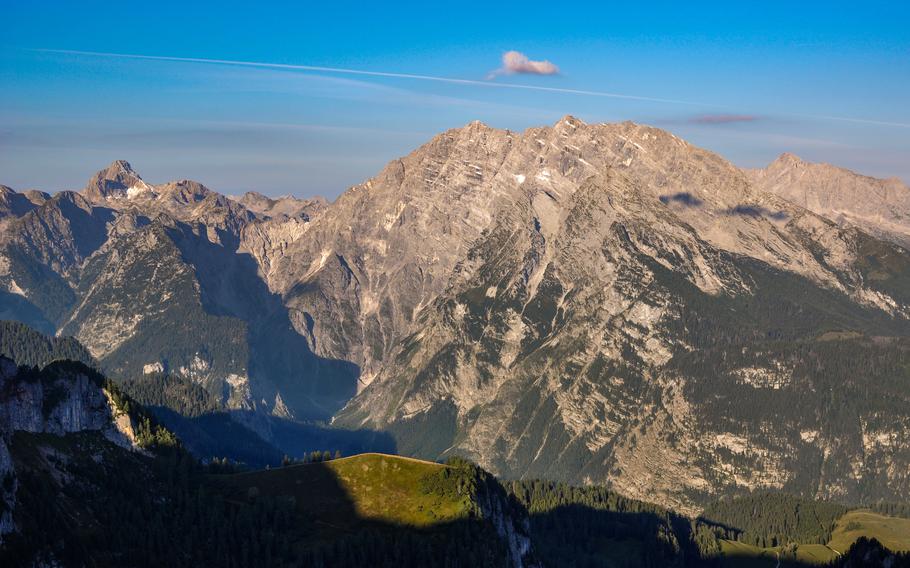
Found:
[2,0,908,198]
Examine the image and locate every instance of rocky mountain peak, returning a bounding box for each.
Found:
[111,159,137,175]
[22,190,50,206]
[0,185,39,222]
[237,191,272,207]
[771,152,806,168]
[235,191,326,220]
[556,114,587,129]
[156,179,212,204]
[83,159,153,202]
[751,152,910,246]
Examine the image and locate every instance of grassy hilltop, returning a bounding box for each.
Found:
[213,453,475,531]
[719,509,910,566]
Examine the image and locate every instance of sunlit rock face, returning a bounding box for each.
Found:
[319,117,910,513]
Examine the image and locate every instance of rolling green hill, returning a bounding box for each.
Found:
[717,509,910,566]
[828,509,910,555]
[214,453,473,530]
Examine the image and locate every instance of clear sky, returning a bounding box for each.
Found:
[2,0,908,198]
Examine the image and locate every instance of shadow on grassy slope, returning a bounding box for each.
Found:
[209,454,523,566]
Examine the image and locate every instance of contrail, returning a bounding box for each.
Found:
[31,48,910,129]
[29,48,707,106]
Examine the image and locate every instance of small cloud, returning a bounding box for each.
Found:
[659,192,704,207]
[690,114,759,125]
[487,51,560,79]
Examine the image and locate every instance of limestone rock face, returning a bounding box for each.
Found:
[276,117,909,396]
[0,358,140,447]
[0,159,356,420]
[323,118,910,513]
[0,357,150,542]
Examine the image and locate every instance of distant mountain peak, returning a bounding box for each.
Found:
[773,152,805,166]
[83,159,152,201]
[235,190,327,219]
[752,150,910,247]
[111,159,137,174]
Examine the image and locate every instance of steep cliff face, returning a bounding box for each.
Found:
[264,120,518,388]
[0,358,145,450]
[470,465,535,568]
[60,220,268,412]
[0,356,155,543]
[0,428,13,540]
[0,192,113,311]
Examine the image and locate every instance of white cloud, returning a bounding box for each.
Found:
[487,50,560,79]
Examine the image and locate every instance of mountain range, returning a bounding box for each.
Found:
[1,116,910,515]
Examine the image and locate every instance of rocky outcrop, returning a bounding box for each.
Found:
[0,356,149,542]
[0,357,142,449]
[238,215,316,285]
[474,470,536,568]
[0,435,14,541]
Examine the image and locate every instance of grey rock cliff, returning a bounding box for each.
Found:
[0,357,146,542]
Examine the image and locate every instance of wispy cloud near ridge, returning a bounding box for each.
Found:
[690,114,759,125]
